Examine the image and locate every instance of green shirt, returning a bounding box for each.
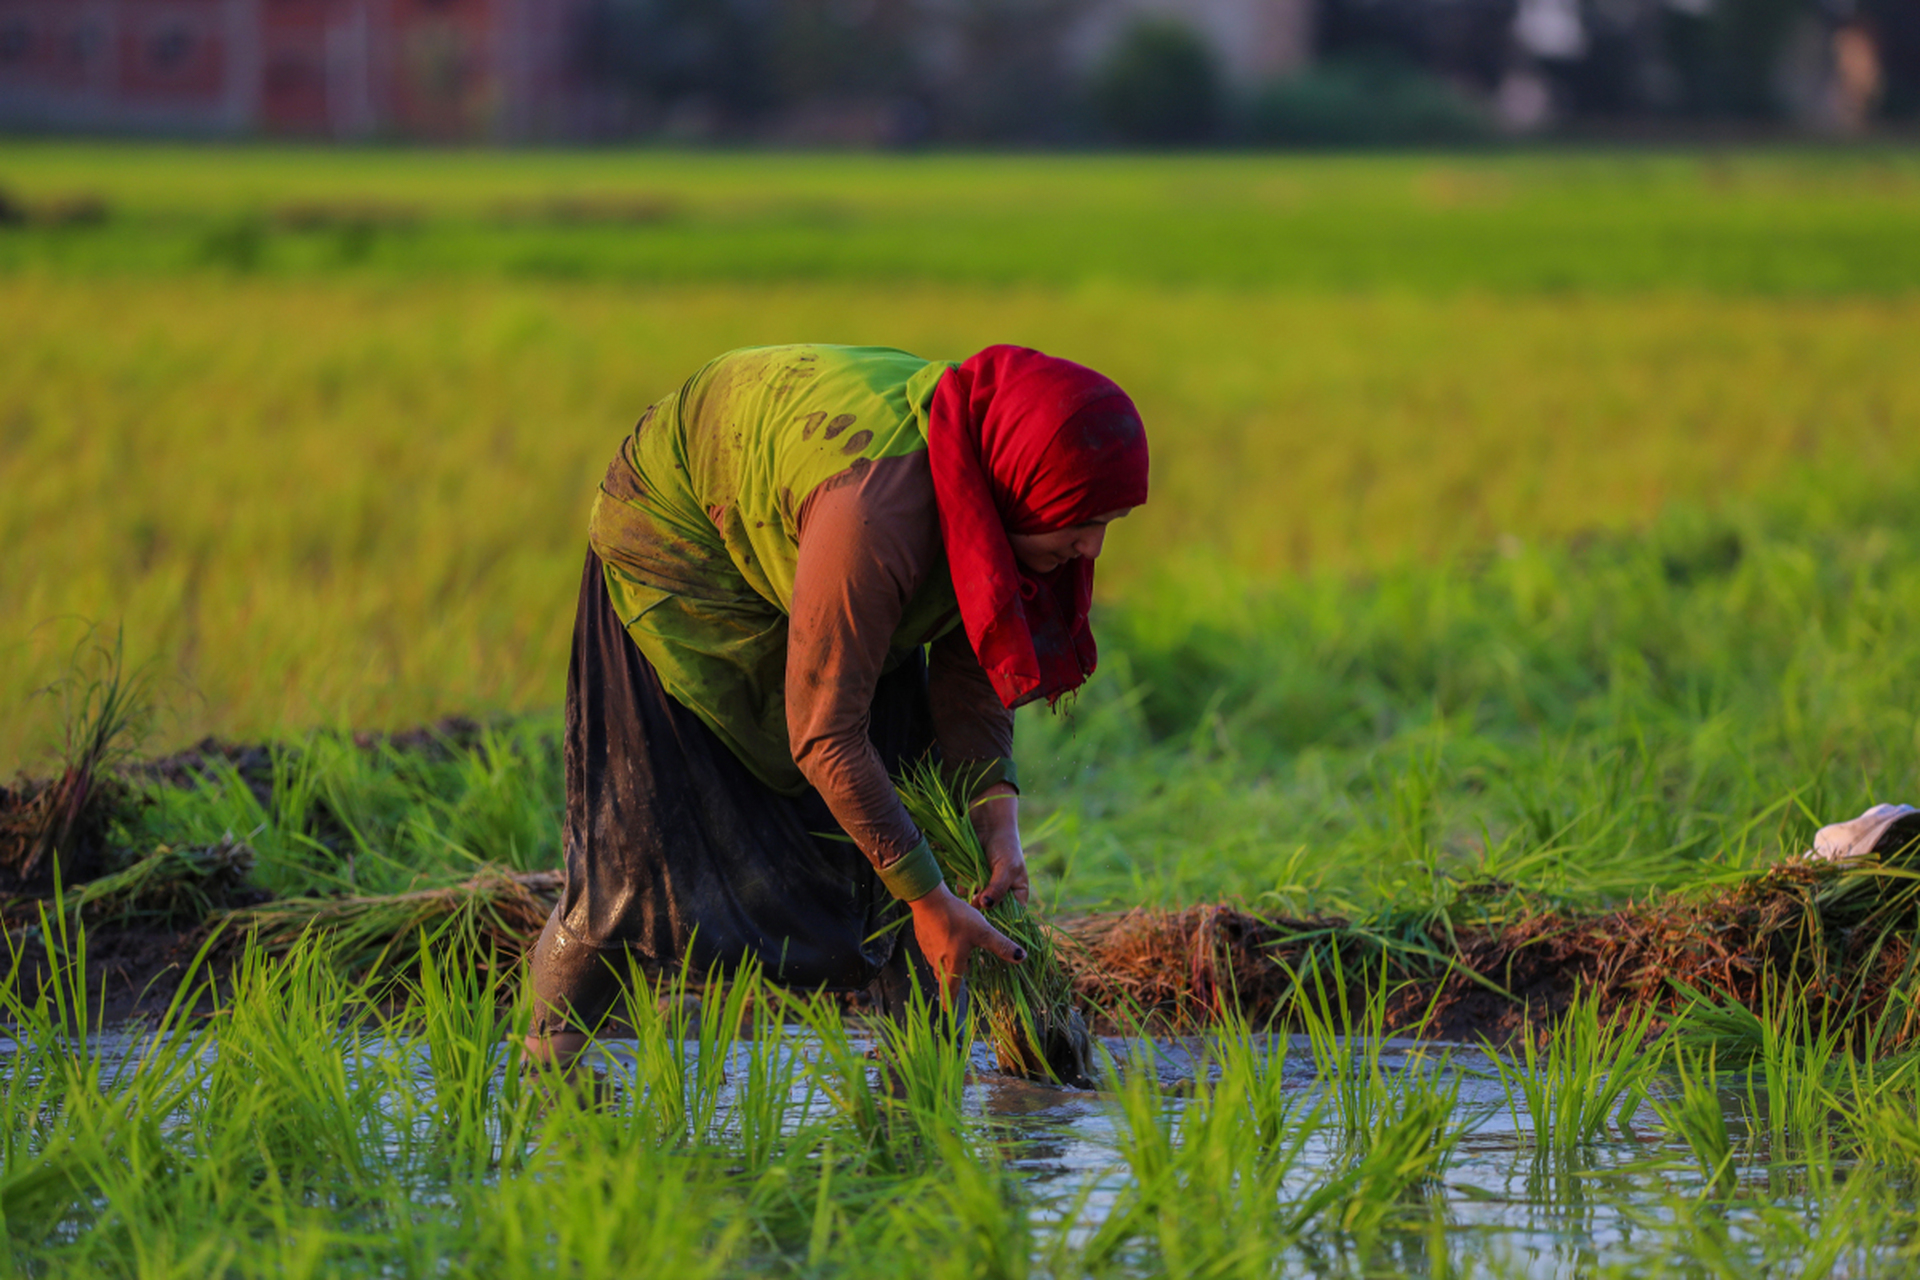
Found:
[588,345,961,794]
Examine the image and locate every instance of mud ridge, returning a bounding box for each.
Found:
[9,857,1917,1048]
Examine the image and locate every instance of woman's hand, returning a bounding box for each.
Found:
[969,783,1029,912]
[908,884,1024,1004]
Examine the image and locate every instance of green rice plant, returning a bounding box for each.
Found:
[1828,1011,1920,1184]
[1267,950,1466,1243]
[1609,1140,1887,1280]
[462,1125,752,1280]
[1291,1066,1464,1242]
[1649,1048,1740,1199]
[1084,1024,1316,1275]
[197,938,397,1193]
[412,938,535,1176]
[1,626,152,885]
[790,976,976,1183]
[4,146,1919,296]
[881,1129,1033,1280]
[895,759,1092,1087]
[1735,984,1845,1162]
[1482,988,1657,1155]
[1292,966,1387,1143]
[595,952,760,1153]
[727,985,823,1175]
[1282,946,1453,1148]
[775,992,904,1182]
[0,901,218,1247]
[414,724,565,874]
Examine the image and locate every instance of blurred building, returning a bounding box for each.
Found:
[0,0,1908,139]
[0,0,597,139]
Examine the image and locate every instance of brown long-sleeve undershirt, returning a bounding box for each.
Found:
[787,452,1014,868]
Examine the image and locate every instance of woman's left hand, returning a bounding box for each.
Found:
[970,783,1029,911]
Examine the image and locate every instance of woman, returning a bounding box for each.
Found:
[526,343,1148,1064]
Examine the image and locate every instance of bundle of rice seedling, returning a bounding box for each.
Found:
[220,867,560,982]
[72,834,256,925]
[894,760,1095,1087]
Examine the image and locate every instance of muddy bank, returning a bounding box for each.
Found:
[10,858,1917,1048]
[1063,857,1920,1044]
[7,721,1917,1043]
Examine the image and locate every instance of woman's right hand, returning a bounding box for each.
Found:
[907,884,1025,1005]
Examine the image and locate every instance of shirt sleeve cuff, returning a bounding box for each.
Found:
[945,757,1019,800]
[876,837,945,902]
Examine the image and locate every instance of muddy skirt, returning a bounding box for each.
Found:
[529,551,939,1036]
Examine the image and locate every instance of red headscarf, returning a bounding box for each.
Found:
[926,345,1150,709]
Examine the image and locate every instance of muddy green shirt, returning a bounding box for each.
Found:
[588,346,1006,840]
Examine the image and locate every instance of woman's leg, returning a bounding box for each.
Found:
[523,550,922,1066]
[524,908,617,1071]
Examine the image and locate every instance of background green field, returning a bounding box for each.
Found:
[5,142,1918,914]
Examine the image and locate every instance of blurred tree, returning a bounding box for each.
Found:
[1662,0,1806,117]
[931,0,1088,141]
[1090,18,1222,144]
[1248,53,1490,144]
[575,0,779,128]
[1316,0,1514,93]
[769,0,918,103]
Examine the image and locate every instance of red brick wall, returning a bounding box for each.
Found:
[259,0,343,133]
[0,0,582,138]
[0,2,112,95]
[115,0,228,103]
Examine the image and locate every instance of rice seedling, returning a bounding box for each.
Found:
[218,864,558,981]
[1083,1024,1313,1275]
[1648,1048,1740,1199]
[1482,989,1658,1155]
[882,1129,1034,1280]
[1283,947,1451,1148]
[66,833,254,926]
[1297,1067,1464,1242]
[895,759,1094,1087]
[0,903,218,1245]
[1662,977,1846,1168]
[412,940,534,1174]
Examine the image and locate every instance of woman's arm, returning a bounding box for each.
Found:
[928,627,1026,910]
[788,455,1021,998]
[969,783,1028,911]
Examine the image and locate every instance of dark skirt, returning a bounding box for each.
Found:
[529,550,938,1035]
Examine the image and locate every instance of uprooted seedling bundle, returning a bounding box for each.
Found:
[71,835,258,925]
[1546,837,1920,1041]
[219,867,562,983]
[1,631,154,893]
[894,760,1097,1088]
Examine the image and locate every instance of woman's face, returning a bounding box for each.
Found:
[1007,509,1133,574]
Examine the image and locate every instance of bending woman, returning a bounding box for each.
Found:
[526,343,1148,1064]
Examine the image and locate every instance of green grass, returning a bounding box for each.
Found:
[60,451,1916,928]
[5,275,1917,774]
[5,148,1919,774]
[4,144,1920,293]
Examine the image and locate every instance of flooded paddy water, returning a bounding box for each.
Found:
[6,994,1909,1278]
[591,1031,1903,1275]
